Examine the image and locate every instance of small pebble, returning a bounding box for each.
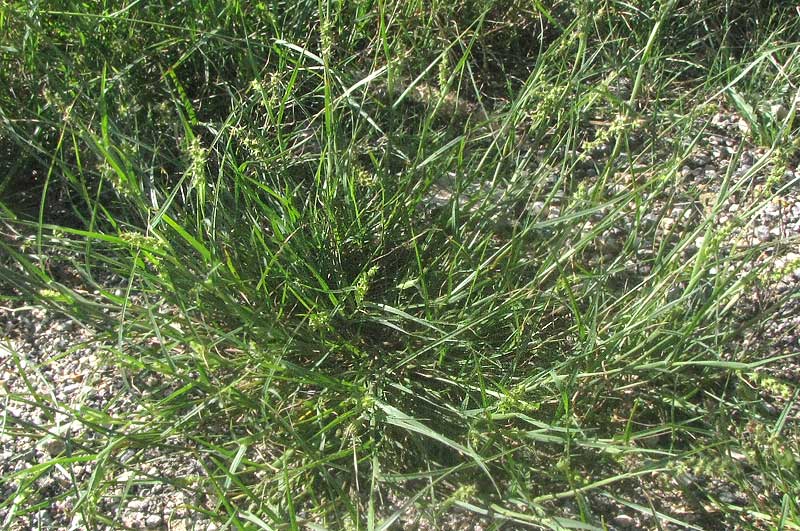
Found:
[770,103,788,121]
[754,225,771,242]
[613,514,635,528]
[40,438,65,457]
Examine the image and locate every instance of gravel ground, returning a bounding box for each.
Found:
[0,308,218,531]
[2,105,799,530]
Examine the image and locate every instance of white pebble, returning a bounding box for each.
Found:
[754,225,770,242]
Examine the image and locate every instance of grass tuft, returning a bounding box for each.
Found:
[2,1,800,529]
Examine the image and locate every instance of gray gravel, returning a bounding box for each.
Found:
[0,308,216,530]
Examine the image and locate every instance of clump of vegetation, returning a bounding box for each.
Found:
[1,1,799,529]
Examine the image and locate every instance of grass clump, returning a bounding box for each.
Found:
[2,1,800,529]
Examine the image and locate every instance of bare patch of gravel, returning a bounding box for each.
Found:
[0,305,217,530]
